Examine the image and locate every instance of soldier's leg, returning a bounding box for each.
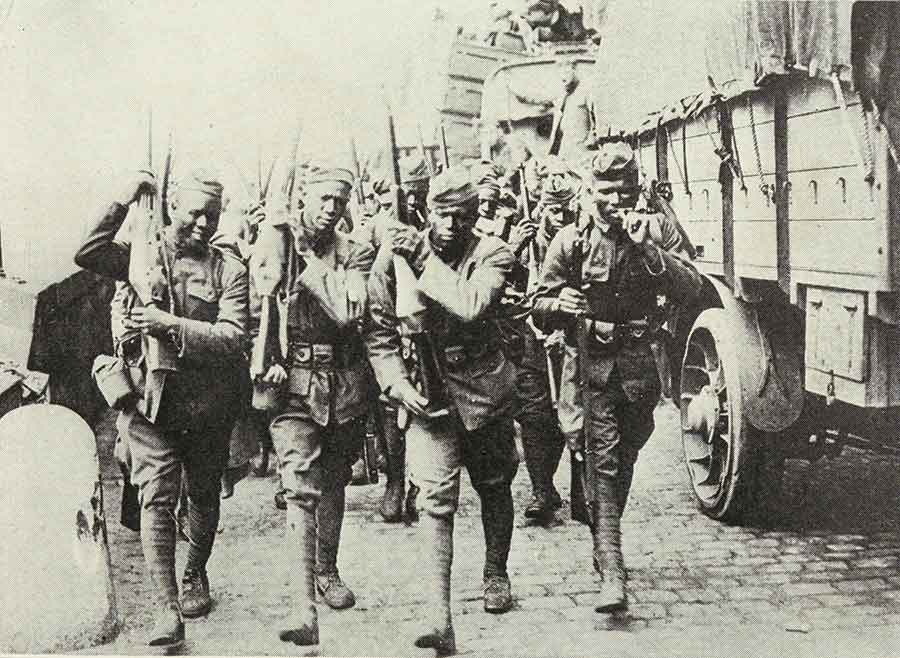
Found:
[180,423,231,618]
[463,416,519,613]
[615,397,656,513]
[118,410,185,651]
[406,415,461,655]
[545,422,566,508]
[584,380,628,612]
[516,345,555,519]
[269,409,324,646]
[379,403,406,522]
[314,416,364,610]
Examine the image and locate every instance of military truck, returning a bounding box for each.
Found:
[445,0,900,523]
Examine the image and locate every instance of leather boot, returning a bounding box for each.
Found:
[315,482,355,609]
[142,505,184,653]
[520,421,551,520]
[405,481,420,523]
[592,479,627,613]
[414,514,456,655]
[479,484,514,613]
[181,499,219,618]
[379,415,405,522]
[280,503,319,645]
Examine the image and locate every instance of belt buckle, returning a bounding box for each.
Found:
[444,345,465,366]
[313,344,334,367]
[591,321,616,345]
[293,344,312,365]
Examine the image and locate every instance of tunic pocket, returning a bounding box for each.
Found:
[185,281,219,322]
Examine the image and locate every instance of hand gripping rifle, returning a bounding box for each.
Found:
[386,95,448,420]
[127,120,178,423]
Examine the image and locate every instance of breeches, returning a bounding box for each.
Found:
[269,402,364,510]
[585,367,656,482]
[116,408,230,510]
[406,413,518,519]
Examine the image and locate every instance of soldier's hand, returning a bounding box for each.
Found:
[556,286,586,316]
[509,219,538,254]
[261,364,287,386]
[389,379,430,417]
[389,225,428,273]
[126,306,175,337]
[624,212,650,245]
[563,429,585,456]
[119,170,157,206]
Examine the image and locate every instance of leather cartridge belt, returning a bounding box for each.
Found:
[288,341,360,370]
[585,318,654,346]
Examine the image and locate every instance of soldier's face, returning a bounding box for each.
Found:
[302,181,351,237]
[429,203,475,251]
[168,189,221,254]
[540,203,571,235]
[592,178,639,218]
[478,195,498,221]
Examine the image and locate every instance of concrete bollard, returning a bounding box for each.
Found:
[0,404,119,653]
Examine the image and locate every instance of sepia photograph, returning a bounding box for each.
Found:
[2,0,900,656]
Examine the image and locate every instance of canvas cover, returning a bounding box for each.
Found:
[594,0,858,135]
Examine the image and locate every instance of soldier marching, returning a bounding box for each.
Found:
[76,120,701,654]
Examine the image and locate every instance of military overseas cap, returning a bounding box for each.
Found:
[428,167,479,210]
[473,161,505,200]
[304,164,354,187]
[591,141,638,183]
[539,156,579,206]
[179,169,224,200]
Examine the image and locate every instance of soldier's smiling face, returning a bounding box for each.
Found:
[168,188,221,255]
[302,180,351,237]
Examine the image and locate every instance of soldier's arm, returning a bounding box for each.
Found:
[296,239,375,327]
[175,255,250,360]
[639,216,703,305]
[530,227,574,332]
[416,241,513,322]
[364,246,410,394]
[73,202,131,280]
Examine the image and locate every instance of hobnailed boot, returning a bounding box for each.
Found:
[414,514,456,655]
[479,484,515,613]
[315,483,355,609]
[379,419,405,522]
[181,499,219,618]
[142,505,184,653]
[279,503,319,646]
[592,480,627,613]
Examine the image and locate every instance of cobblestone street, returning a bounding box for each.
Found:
[87,404,900,656]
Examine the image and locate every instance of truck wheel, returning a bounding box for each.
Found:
[679,309,758,522]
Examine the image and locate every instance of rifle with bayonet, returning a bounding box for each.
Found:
[570,221,594,528]
[128,119,178,423]
[250,126,301,410]
[386,96,448,420]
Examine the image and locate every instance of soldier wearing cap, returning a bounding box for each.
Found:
[75,169,249,652]
[513,155,580,522]
[251,163,375,646]
[367,166,519,654]
[531,141,701,612]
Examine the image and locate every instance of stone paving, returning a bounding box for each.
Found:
[85,404,900,656]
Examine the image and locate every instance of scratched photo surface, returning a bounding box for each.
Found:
[2,1,900,656]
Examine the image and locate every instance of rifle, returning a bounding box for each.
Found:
[417,123,435,177]
[386,94,448,420]
[250,125,301,410]
[570,221,594,528]
[127,119,178,423]
[440,124,450,170]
